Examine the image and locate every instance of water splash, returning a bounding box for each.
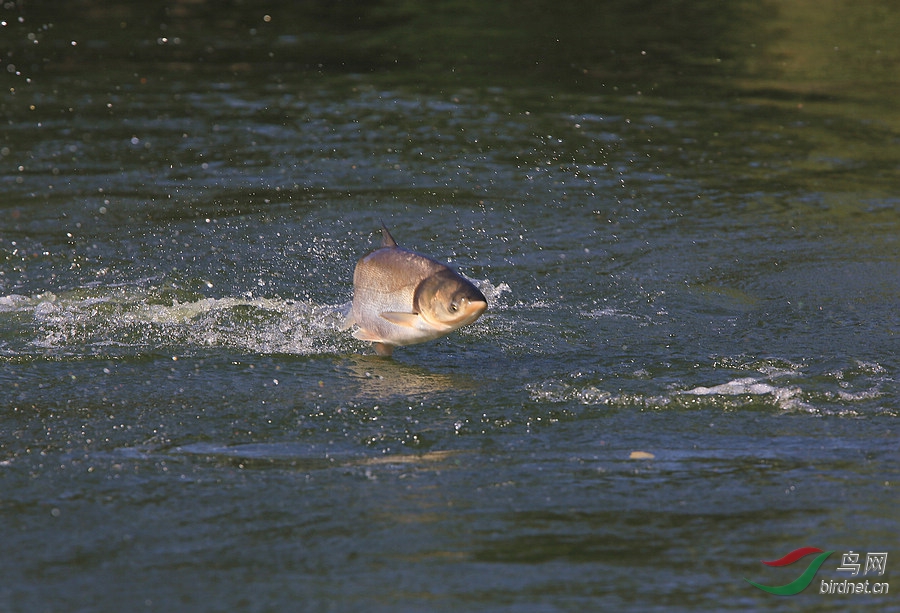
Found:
[0,276,511,360]
[471,277,511,309]
[0,287,351,358]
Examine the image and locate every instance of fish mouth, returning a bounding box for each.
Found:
[462,299,488,323]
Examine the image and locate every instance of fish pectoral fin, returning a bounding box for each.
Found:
[373,342,395,357]
[379,311,420,327]
[351,328,396,356]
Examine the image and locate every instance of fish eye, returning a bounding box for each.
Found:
[449,301,459,313]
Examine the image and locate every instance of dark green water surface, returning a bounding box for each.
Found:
[1,2,898,611]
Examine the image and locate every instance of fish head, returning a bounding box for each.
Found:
[414,269,488,330]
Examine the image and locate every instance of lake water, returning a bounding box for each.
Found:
[1,2,897,611]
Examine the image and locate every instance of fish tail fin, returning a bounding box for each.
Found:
[338,303,355,331]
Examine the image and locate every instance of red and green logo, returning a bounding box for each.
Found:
[745,547,835,595]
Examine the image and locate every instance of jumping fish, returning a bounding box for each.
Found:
[343,225,487,356]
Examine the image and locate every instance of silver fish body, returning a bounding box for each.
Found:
[344,226,487,356]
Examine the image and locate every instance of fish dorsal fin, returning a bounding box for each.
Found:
[380,222,398,248]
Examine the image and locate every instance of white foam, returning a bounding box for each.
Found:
[527,370,831,413]
[681,377,813,411]
[684,377,780,396]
